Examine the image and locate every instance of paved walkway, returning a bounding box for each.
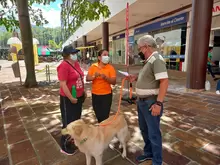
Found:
[1,80,220,165]
[1,60,220,165]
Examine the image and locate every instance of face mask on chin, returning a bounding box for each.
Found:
[101,56,110,64]
[70,54,78,61]
[138,52,145,60]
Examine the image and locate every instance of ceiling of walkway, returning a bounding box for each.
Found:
[75,0,220,44]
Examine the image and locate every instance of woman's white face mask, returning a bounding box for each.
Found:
[70,54,78,61]
[101,56,110,64]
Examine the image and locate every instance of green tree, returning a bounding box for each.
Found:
[0,0,49,31]
[16,0,37,87]
[0,31,12,47]
[32,27,61,46]
[61,0,110,40]
[0,0,110,88]
[48,40,62,50]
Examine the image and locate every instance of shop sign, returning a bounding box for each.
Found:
[134,13,187,35]
[112,31,133,41]
[112,33,125,40]
[213,2,220,16]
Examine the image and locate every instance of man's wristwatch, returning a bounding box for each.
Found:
[155,101,163,106]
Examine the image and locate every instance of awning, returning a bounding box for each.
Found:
[76,46,95,50]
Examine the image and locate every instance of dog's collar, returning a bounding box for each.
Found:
[80,138,88,145]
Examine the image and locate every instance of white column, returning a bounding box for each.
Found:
[183,11,192,72]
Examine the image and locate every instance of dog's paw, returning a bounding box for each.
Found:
[109,144,114,150]
[119,144,122,149]
[122,152,126,158]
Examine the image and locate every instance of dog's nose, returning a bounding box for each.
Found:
[65,135,74,143]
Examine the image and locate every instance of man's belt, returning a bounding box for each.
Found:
[138,95,157,101]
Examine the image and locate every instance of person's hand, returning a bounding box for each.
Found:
[126,75,137,82]
[150,104,161,116]
[94,72,100,77]
[91,72,100,80]
[100,74,107,80]
[212,63,216,66]
[130,75,137,82]
[70,97,78,104]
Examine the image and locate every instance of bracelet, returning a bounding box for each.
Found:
[155,101,163,106]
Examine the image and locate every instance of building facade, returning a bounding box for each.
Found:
[62,0,220,72]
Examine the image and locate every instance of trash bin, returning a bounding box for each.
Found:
[11,62,20,78]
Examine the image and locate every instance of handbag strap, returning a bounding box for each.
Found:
[65,60,84,88]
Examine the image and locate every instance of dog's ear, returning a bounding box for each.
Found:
[77,119,85,124]
[73,125,83,136]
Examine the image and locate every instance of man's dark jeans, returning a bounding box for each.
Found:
[217,80,220,91]
[137,99,163,165]
[207,64,216,78]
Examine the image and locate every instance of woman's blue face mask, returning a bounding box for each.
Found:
[70,54,78,61]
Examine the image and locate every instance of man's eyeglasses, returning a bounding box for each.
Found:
[138,45,151,52]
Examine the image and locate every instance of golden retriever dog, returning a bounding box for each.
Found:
[62,114,130,165]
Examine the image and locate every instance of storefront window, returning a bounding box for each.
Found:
[128,36,135,65]
[109,41,113,63]
[97,44,102,51]
[212,30,220,64]
[133,23,187,70]
[112,38,125,64]
[154,24,187,70]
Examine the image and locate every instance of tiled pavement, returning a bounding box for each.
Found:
[0,80,220,165]
[1,60,220,165]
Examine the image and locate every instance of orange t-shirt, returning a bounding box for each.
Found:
[88,63,116,95]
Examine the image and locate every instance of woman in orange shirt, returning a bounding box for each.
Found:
[86,49,116,123]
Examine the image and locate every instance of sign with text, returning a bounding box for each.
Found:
[213,2,220,16]
[112,33,125,40]
[134,13,187,35]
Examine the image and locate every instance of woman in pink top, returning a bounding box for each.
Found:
[57,45,85,155]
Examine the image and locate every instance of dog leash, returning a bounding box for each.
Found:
[98,77,133,127]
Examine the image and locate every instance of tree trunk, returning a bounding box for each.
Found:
[16,0,37,88]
